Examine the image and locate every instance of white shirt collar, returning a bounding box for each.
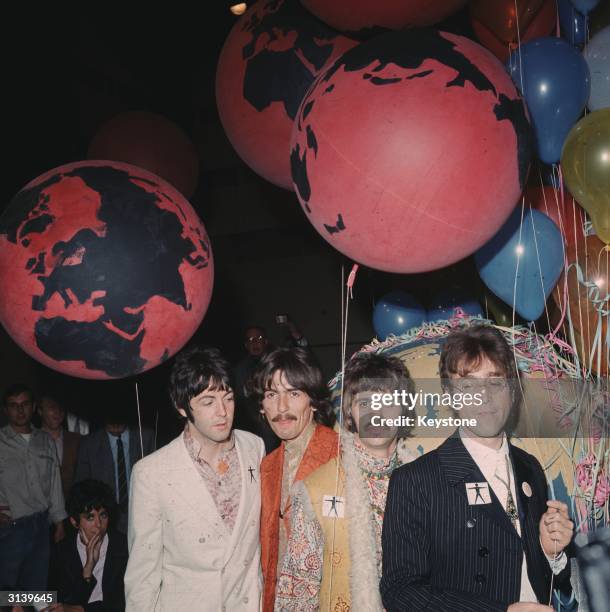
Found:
[459,427,508,463]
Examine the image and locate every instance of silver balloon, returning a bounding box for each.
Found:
[586,26,610,111]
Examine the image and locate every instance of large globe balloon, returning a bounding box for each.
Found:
[0,161,213,380]
[216,0,356,190]
[301,0,467,33]
[291,29,532,273]
[88,111,199,199]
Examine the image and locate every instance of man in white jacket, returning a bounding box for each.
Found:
[125,346,265,611]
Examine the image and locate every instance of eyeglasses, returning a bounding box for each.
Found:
[452,378,511,393]
[246,335,266,343]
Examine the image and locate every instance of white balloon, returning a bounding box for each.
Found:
[586,26,610,111]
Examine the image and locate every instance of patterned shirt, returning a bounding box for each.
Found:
[278,420,316,569]
[183,426,241,532]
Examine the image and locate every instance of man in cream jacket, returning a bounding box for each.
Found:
[125,346,265,611]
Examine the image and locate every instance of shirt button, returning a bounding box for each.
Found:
[243,558,249,566]
[478,546,489,558]
[474,573,486,584]
[221,606,226,612]
[243,597,249,604]
[199,537,205,543]
[466,519,476,528]
[221,567,225,575]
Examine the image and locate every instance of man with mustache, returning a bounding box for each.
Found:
[275,353,416,611]
[125,346,265,611]
[381,325,574,611]
[249,347,337,611]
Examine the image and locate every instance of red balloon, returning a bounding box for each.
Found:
[216,0,356,190]
[470,0,556,63]
[291,30,532,273]
[526,185,586,248]
[301,0,467,31]
[0,161,213,380]
[88,111,199,199]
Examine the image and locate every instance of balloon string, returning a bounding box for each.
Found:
[135,381,144,458]
[328,262,358,612]
[513,0,526,97]
[528,197,554,336]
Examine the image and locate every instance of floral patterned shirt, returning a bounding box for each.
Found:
[183,426,241,532]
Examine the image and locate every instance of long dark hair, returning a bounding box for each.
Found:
[248,347,335,428]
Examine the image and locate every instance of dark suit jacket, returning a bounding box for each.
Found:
[54,530,128,612]
[61,430,81,496]
[73,428,155,532]
[381,436,571,612]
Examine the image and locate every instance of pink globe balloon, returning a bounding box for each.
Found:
[290,30,532,273]
[216,0,356,189]
[0,160,213,379]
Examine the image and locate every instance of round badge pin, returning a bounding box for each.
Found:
[522,482,532,497]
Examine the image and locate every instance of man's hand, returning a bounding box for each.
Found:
[507,603,553,611]
[540,500,573,557]
[81,529,102,577]
[53,520,65,543]
[0,505,12,525]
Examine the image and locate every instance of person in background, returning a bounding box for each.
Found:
[74,406,154,534]
[53,479,128,612]
[233,325,279,452]
[38,393,81,497]
[0,383,66,592]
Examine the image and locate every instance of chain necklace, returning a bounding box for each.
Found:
[494,454,519,527]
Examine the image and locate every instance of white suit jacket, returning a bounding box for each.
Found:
[125,429,265,611]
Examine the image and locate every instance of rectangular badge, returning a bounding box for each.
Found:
[465,482,492,505]
[322,495,345,518]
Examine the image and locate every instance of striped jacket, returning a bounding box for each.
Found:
[381,435,571,611]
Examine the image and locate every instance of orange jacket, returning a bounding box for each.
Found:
[260,424,338,612]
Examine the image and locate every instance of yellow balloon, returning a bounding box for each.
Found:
[561,108,610,243]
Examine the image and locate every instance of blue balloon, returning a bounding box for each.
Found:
[558,0,588,46]
[507,38,590,164]
[373,291,426,340]
[570,0,599,15]
[427,289,483,323]
[475,208,564,321]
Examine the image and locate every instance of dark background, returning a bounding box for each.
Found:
[1,3,490,442]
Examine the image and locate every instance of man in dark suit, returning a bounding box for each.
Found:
[53,479,128,611]
[74,407,154,534]
[381,325,574,612]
